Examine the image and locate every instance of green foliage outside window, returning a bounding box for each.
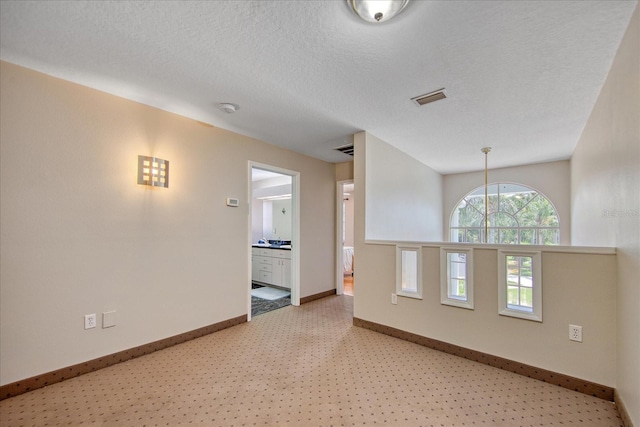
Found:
[506,255,533,310]
[450,183,559,245]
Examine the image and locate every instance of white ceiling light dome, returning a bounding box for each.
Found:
[348,0,410,23]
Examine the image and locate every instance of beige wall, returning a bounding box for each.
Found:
[355,130,617,386]
[443,161,571,244]
[335,161,354,182]
[0,61,336,385]
[571,4,639,424]
[354,243,617,386]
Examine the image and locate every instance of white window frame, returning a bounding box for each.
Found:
[449,182,560,246]
[440,247,474,309]
[396,245,422,299]
[498,250,542,322]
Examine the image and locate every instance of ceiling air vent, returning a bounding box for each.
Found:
[335,144,354,156]
[411,88,447,106]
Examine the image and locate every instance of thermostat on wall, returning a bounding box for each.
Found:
[226,197,239,207]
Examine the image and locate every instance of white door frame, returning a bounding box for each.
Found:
[335,179,354,295]
[248,162,301,321]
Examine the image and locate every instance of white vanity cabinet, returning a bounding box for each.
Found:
[252,247,291,289]
[252,248,273,285]
[270,250,291,289]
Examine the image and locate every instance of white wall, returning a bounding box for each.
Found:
[571,4,639,424]
[262,200,273,241]
[363,132,443,242]
[344,195,354,247]
[443,161,571,244]
[251,175,293,242]
[251,199,264,243]
[270,199,292,240]
[0,61,335,385]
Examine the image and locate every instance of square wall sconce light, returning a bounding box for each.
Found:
[138,155,169,188]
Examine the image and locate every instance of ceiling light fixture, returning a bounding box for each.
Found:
[481,147,492,242]
[257,194,292,201]
[217,103,239,114]
[348,0,410,23]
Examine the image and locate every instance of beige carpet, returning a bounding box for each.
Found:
[0,295,622,426]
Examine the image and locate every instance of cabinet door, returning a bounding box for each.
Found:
[271,257,282,286]
[253,255,274,285]
[259,260,273,284]
[281,258,291,289]
[252,256,259,280]
[269,250,291,288]
[258,271,272,284]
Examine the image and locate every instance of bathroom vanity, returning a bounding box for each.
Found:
[251,246,291,289]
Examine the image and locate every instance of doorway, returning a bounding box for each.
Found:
[336,180,355,296]
[249,163,300,320]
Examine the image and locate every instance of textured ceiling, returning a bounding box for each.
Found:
[0,1,636,173]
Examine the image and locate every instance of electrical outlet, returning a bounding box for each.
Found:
[569,324,582,342]
[391,293,397,305]
[84,313,97,330]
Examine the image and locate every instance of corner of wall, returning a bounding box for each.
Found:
[335,161,354,182]
[570,4,640,424]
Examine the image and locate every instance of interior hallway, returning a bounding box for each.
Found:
[344,275,354,296]
[0,295,622,426]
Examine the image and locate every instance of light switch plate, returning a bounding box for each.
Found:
[103,310,116,328]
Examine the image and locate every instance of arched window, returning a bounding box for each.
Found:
[450,183,560,245]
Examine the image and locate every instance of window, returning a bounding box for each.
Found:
[498,250,542,322]
[396,246,422,299]
[440,248,474,309]
[450,183,559,245]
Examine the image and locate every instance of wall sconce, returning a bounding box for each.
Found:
[138,155,169,188]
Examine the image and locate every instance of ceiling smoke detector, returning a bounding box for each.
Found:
[411,89,448,106]
[217,103,239,114]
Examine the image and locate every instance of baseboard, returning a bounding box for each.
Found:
[615,389,634,427]
[1,314,247,401]
[300,289,336,304]
[353,317,614,402]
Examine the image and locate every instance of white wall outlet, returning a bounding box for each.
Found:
[569,324,582,342]
[391,293,397,305]
[102,310,116,328]
[84,313,97,330]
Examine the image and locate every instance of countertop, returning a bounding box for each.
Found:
[252,244,291,250]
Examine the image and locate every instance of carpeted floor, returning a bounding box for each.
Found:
[0,295,622,426]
